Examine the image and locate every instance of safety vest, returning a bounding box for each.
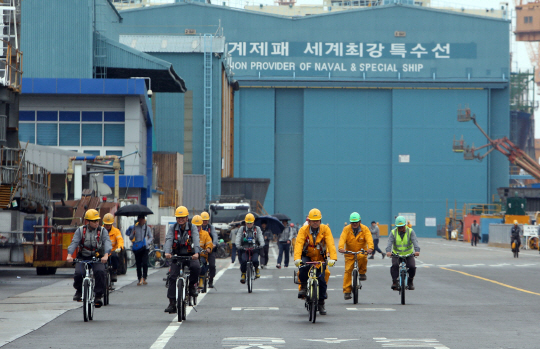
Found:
[173,222,193,253]
[241,226,258,247]
[391,227,414,256]
[79,225,103,256]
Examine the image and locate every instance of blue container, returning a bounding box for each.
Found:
[23,216,37,242]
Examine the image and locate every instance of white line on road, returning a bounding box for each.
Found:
[237,289,276,292]
[149,262,230,349]
[231,307,279,311]
[437,264,460,267]
[462,264,486,267]
[347,308,395,311]
[374,337,449,348]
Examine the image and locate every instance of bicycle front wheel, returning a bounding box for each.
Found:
[83,279,90,322]
[310,280,318,323]
[177,278,184,323]
[126,249,136,268]
[400,271,406,305]
[352,269,358,304]
[247,263,253,293]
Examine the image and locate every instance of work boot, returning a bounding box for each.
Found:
[240,273,246,284]
[94,295,103,308]
[111,270,118,283]
[189,284,199,297]
[208,277,214,288]
[298,283,307,298]
[276,264,281,269]
[368,255,374,260]
[344,293,352,300]
[391,279,399,290]
[407,278,415,290]
[318,301,326,315]
[360,274,367,281]
[73,290,82,302]
[198,277,204,289]
[164,298,176,313]
[255,268,261,279]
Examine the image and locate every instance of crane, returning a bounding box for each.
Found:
[453,105,540,181]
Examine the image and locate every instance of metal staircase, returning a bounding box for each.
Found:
[203,34,213,206]
[0,0,21,91]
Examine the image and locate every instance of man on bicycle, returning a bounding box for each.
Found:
[102,213,124,282]
[192,215,213,289]
[66,209,112,307]
[510,220,522,252]
[338,212,373,300]
[386,216,420,291]
[200,211,218,288]
[294,208,337,315]
[235,213,265,283]
[164,206,201,314]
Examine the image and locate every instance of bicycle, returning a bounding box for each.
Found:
[104,258,113,306]
[74,258,98,322]
[125,248,136,268]
[169,255,197,322]
[296,261,326,323]
[392,253,415,305]
[148,245,167,268]
[243,247,258,293]
[342,249,367,304]
[512,239,520,258]
[198,250,209,293]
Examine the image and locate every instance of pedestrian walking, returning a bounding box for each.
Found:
[129,214,153,286]
[260,220,273,268]
[276,219,295,268]
[230,222,241,263]
[369,221,385,259]
[470,220,480,246]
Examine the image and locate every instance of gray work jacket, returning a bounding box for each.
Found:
[236,226,265,248]
[68,225,112,257]
[278,226,295,242]
[164,222,201,254]
[470,223,480,234]
[370,225,380,239]
[130,224,154,250]
[201,224,218,246]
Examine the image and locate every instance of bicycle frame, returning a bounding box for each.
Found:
[171,255,196,322]
[342,250,367,303]
[301,261,325,323]
[74,258,97,322]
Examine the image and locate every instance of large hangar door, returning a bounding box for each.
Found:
[391,89,489,237]
[303,89,392,233]
[275,89,304,224]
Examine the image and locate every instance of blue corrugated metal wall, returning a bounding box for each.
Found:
[154,92,185,153]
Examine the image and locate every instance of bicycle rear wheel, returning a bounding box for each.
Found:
[148,251,157,268]
[400,271,406,305]
[352,269,358,304]
[126,249,136,268]
[182,282,188,320]
[247,263,253,293]
[310,280,318,323]
[177,278,184,323]
[83,279,89,322]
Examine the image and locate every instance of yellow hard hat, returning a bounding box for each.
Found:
[245,213,255,223]
[175,206,189,217]
[201,212,210,220]
[308,208,322,221]
[513,220,518,225]
[102,213,114,225]
[84,209,100,221]
[191,215,203,226]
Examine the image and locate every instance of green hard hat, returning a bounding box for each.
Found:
[349,212,361,222]
[395,216,407,227]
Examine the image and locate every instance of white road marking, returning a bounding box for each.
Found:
[149,262,230,349]
[374,337,449,348]
[347,308,395,311]
[279,276,290,279]
[222,337,285,349]
[303,338,359,344]
[231,307,279,311]
[516,264,538,267]
[237,289,276,292]
[437,264,460,267]
[462,264,485,267]
[490,263,511,267]
[259,275,273,279]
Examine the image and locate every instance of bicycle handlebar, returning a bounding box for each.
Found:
[391,253,417,258]
[342,250,367,255]
[301,261,326,266]
[72,257,100,265]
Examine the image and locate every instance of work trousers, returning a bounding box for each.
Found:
[199,257,208,276]
[298,258,327,303]
[371,238,383,256]
[511,236,521,251]
[134,248,149,280]
[167,258,201,299]
[390,255,416,281]
[231,243,237,263]
[261,243,270,266]
[239,249,260,273]
[471,233,480,246]
[276,241,290,266]
[343,254,367,293]
[109,252,119,270]
[74,261,106,297]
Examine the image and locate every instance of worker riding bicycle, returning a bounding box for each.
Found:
[191,215,214,289]
[200,211,218,288]
[294,208,337,315]
[338,212,373,300]
[235,213,265,283]
[386,216,420,291]
[102,213,124,282]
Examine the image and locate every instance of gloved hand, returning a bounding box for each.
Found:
[327,259,336,267]
[115,248,121,253]
[294,259,302,268]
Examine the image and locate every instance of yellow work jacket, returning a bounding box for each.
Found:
[199,229,214,261]
[338,224,374,254]
[108,226,124,251]
[294,224,337,262]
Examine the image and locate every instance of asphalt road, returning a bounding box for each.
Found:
[2,238,540,349]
